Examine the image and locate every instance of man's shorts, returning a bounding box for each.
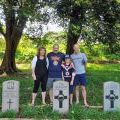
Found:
[74,73,87,86]
[47,78,62,89]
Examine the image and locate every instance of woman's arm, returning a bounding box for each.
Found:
[46,57,49,69]
[31,56,37,80]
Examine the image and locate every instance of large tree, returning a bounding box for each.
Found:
[0,0,49,74]
[56,0,120,54]
[56,0,89,54]
[92,0,120,53]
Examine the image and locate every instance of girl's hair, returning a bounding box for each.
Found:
[37,47,46,57]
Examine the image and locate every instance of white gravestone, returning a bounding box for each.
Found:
[2,80,20,112]
[53,81,69,113]
[104,81,120,111]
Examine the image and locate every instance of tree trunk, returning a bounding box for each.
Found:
[66,30,79,54]
[0,37,20,74]
[0,17,27,74]
[66,5,85,54]
[66,19,83,54]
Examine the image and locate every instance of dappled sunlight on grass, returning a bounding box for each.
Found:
[87,63,120,72]
[17,63,31,70]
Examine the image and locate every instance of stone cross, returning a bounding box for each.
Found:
[54,90,67,108]
[53,80,69,113]
[104,81,120,111]
[2,80,19,112]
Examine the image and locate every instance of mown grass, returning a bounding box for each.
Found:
[0,63,120,119]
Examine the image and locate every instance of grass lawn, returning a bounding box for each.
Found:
[0,63,120,119]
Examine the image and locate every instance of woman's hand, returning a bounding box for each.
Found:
[32,73,36,80]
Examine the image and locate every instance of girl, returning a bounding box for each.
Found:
[31,47,49,106]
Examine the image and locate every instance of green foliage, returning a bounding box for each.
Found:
[0,110,17,118]
[16,35,36,63]
[0,32,120,64]
[55,0,120,54]
[68,104,120,120]
[82,0,120,53]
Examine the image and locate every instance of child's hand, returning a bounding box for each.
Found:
[70,80,73,85]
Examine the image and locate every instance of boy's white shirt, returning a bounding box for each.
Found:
[31,56,49,71]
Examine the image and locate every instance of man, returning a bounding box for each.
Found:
[47,44,65,105]
[71,44,89,107]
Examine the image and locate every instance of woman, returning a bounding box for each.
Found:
[31,47,49,106]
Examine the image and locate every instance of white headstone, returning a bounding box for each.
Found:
[2,80,20,112]
[53,81,69,113]
[104,81,120,111]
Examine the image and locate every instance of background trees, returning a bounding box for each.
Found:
[0,0,120,74]
[55,0,120,54]
[0,0,50,74]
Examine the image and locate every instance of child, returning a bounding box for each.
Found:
[61,55,75,105]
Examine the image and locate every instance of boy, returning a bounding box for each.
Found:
[61,55,75,105]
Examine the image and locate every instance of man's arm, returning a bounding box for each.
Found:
[70,72,75,85]
[83,53,87,70]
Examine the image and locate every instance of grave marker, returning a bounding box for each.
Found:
[2,80,20,112]
[53,81,69,113]
[104,81,120,111]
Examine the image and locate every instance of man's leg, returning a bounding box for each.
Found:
[70,94,73,105]
[75,85,80,104]
[47,78,53,105]
[81,86,89,107]
[49,88,53,104]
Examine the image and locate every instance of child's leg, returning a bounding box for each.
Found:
[32,79,40,105]
[81,86,89,106]
[69,85,74,105]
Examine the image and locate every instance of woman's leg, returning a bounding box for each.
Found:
[41,75,47,104]
[32,93,37,105]
[32,79,40,105]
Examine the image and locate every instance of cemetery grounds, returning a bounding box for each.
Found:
[0,63,120,120]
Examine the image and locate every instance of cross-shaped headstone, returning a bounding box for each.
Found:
[106,90,119,108]
[54,90,67,108]
[7,99,13,109]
